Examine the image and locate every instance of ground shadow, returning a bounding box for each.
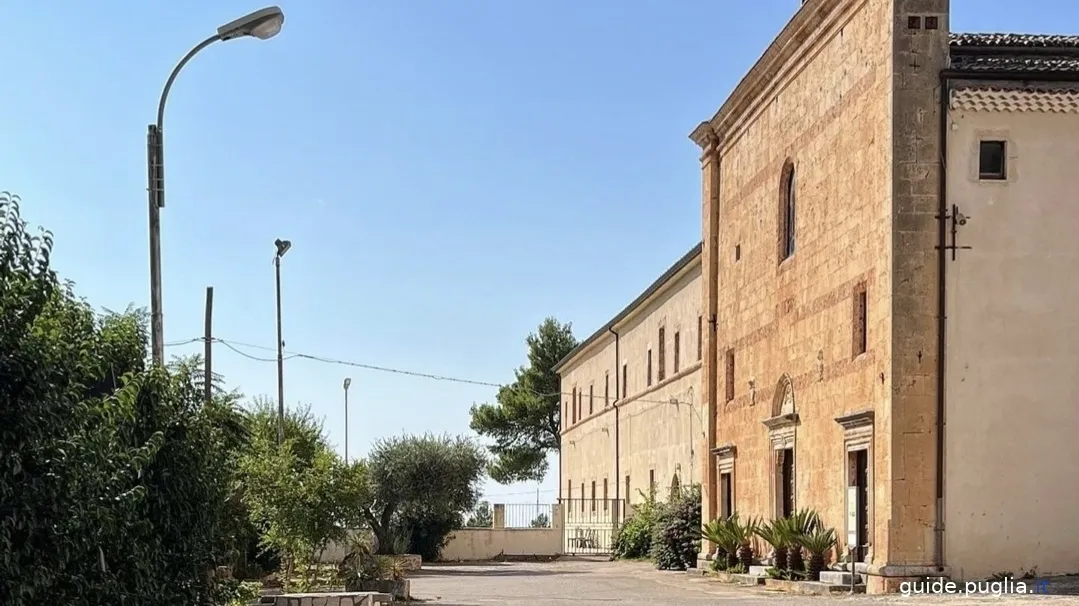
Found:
[411,566,589,578]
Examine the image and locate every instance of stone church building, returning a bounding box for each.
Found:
[690,0,1079,592]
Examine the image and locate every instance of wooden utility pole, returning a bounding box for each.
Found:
[204,286,214,405]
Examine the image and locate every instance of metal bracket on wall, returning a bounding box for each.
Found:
[936,203,972,261]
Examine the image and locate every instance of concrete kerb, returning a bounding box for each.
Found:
[262,591,391,605]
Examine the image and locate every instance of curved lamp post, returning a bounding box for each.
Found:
[148,6,285,365]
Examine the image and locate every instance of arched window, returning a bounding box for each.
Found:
[779,161,796,262]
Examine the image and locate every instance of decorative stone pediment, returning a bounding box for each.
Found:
[711,443,736,458]
[834,409,874,430]
[835,409,874,451]
[762,412,799,430]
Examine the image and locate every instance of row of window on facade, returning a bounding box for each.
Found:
[564,469,660,512]
[564,318,704,428]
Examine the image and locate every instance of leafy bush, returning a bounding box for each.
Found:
[649,484,701,570]
[612,490,659,559]
[0,192,247,605]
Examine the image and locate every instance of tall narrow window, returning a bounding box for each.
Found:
[697,315,703,361]
[604,373,610,407]
[581,483,585,511]
[673,331,681,373]
[589,384,594,415]
[979,140,1006,180]
[571,388,577,423]
[625,475,631,502]
[646,349,653,387]
[603,478,609,510]
[779,161,796,262]
[564,401,568,428]
[657,327,666,382]
[591,481,596,511]
[852,284,868,357]
[649,469,656,495]
[622,363,628,397]
[577,390,582,420]
[568,480,572,500]
[725,350,735,402]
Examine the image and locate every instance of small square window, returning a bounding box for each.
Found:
[925,16,939,29]
[979,140,1007,180]
[907,16,921,29]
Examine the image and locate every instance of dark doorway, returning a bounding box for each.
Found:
[720,472,733,519]
[779,448,795,518]
[850,449,870,562]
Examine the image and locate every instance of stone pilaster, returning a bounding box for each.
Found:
[691,122,721,560]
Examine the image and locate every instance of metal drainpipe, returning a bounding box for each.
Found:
[609,326,621,503]
[933,66,1079,572]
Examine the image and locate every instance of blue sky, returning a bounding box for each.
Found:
[0,0,1073,504]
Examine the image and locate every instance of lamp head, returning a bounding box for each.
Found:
[344,378,352,390]
[275,239,291,257]
[217,6,285,41]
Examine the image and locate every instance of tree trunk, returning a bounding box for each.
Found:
[737,544,753,569]
[806,553,825,581]
[787,545,804,573]
[726,551,739,570]
[773,545,788,571]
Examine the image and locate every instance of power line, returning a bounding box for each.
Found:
[167,335,685,406]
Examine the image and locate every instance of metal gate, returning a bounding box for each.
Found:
[560,498,626,555]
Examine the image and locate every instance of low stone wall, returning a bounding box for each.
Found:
[439,527,562,561]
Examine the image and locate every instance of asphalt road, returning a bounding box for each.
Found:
[409,558,1079,605]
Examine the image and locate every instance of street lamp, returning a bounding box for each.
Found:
[343,378,352,464]
[274,238,291,444]
[147,6,286,365]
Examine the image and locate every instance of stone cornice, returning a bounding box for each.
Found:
[711,443,736,458]
[762,412,800,430]
[834,409,874,430]
[688,0,854,151]
[950,86,1079,113]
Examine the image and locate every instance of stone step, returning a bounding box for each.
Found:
[832,561,869,574]
[819,570,863,585]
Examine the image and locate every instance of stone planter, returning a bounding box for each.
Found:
[360,579,410,600]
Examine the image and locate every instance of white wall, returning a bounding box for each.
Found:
[944,87,1079,580]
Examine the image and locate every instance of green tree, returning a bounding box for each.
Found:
[469,317,577,483]
[239,401,367,588]
[0,191,245,605]
[466,501,493,527]
[362,433,487,560]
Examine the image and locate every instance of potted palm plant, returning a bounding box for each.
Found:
[731,516,761,569]
[754,518,791,571]
[700,519,731,570]
[800,527,837,581]
[785,508,821,575]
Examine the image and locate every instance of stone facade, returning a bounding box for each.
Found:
[688,0,1079,594]
[556,244,703,511]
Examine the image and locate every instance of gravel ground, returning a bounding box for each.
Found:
[408,558,1079,605]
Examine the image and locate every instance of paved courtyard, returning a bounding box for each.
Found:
[410,558,1079,605]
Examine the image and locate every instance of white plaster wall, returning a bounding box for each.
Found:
[944,97,1079,581]
[559,259,703,508]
